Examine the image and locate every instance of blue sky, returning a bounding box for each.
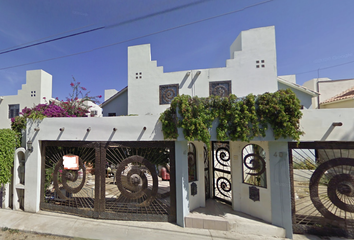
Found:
[0,0,353,102]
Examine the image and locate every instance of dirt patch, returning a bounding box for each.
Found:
[0,227,90,240]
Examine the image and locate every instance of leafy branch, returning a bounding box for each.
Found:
[159,89,303,149]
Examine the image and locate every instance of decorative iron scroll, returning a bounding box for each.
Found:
[116,155,158,207]
[53,157,86,200]
[215,147,230,167]
[242,144,267,188]
[160,84,179,104]
[209,81,231,97]
[216,176,232,198]
[310,158,354,222]
[243,153,266,176]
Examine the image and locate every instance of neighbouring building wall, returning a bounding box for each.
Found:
[83,101,103,117]
[303,78,354,108]
[278,82,313,109]
[104,89,118,101]
[0,70,52,129]
[321,99,354,109]
[102,90,128,116]
[127,26,278,116]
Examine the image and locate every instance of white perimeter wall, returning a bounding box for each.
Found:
[299,108,354,141]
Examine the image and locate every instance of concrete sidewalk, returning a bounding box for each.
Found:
[0,209,350,240]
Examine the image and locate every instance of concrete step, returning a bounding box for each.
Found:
[185,213,286,238]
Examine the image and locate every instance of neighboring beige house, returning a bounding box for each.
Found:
[303,77,354,109]
[320,86,354,108]
[0,70,52,129]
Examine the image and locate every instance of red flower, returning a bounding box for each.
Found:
[98,95,102,98]
[81,87,87,91]
[70,82,74,87]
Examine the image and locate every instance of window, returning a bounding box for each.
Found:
[9,104,19,118]
[91,110,98,116]
[108,113,116,116]
[188,143,197,182]
[242,144,267,188]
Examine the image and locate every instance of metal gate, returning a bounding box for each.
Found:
[41,141,176,222]
[212,142,232,204]
[289,142,354,238]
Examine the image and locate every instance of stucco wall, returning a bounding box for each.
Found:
[299,108,354,141]
[102,90,128,116]
[231,141,272,223]
[127,26,278,116]
[0,70,52,129]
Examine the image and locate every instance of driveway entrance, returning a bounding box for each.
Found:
[289,142,354,238]
[40,141,176,222]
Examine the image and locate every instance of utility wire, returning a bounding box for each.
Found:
[0,27,104,55]
[296,58,354,76]
[0,0,208,56]
[0,0,274,71]
[0,22,99,52]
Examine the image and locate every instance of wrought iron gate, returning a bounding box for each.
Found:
[41,141,176,222]
[212,142,232,204]
[289,142,354,238]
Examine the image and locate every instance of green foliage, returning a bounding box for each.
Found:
[0,129,18,184]
[293,160,317,170]
[159,89,303,149]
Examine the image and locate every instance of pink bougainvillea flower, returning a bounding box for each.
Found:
[43,97,46,99]
[81,87,87,91]
[98,95,102,98]
[70,82,75,87]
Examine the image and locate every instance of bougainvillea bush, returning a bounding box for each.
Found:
[11,78,101,141]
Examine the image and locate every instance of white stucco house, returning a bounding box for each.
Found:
[5,26,354,239]
[0,70,52,129]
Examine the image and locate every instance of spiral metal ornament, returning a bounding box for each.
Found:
[243,153,266,176]
[212,85,228,97]
[116,155,158,207]
[53,158,86,200]
[162,88,176,103]
[216,177,232,198]
[310,158,354,222]
[215,147,230,167]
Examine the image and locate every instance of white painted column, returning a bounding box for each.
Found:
[175,141,190,227]
[268,141,293,239]
[24,121,42,212]
[230,142,242,211]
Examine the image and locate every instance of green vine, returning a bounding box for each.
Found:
[0,129,18,185]
[159,89,303,149]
